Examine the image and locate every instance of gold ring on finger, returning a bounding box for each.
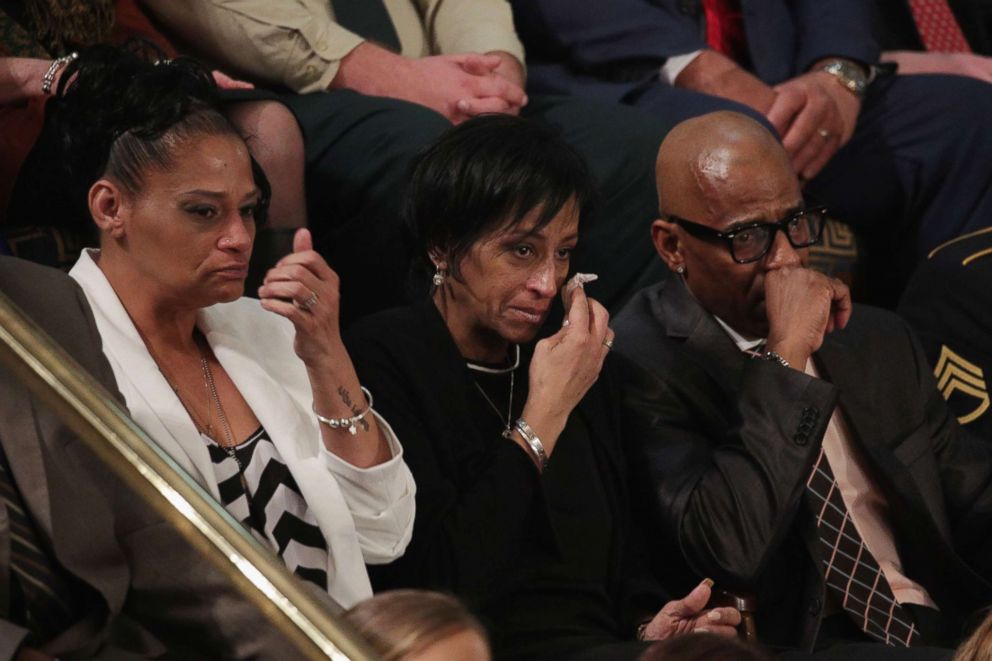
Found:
[603,337,614,350]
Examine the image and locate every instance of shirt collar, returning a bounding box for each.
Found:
[713,315,766,353]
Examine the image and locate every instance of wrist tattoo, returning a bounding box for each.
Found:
[338,386,370,432]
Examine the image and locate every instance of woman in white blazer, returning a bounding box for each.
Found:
[59,46,414,608]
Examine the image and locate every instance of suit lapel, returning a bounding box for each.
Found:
[815,333,942,542]
[813,334,886,448]
[0,383,53,539]
[70,250,215,489]
[655,279,750,388]
[200,311,318,465]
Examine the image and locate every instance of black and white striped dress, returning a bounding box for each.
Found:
[206,427,329,590]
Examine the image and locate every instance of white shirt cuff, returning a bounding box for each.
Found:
[660,49,704,85]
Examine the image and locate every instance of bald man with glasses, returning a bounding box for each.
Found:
[614,111,992,658]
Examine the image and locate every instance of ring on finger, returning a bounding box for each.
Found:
[603,337,614,350]
[817,128,831,139]
[294,290,319,312]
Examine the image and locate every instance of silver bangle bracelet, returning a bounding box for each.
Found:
[42,52,78,95]
[313,386,373,435]
[513,418,548,472]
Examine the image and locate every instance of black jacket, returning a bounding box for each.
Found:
[346,300,667,658]
[613,278,992,651]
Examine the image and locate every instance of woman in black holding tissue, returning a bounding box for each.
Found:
[346,115,741,660]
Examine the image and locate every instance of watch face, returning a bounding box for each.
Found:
[824,60,867,96]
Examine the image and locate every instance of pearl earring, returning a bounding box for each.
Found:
[676,265,685,274]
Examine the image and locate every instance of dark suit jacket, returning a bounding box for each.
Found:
[346,299,666,658]
[0,256,306,658]
[512,0,881,103]
[613,279,992,651]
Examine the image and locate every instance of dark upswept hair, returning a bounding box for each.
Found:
[405,114,597,283]
[13,43,269,229]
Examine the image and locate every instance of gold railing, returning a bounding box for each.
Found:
[0,287,379,660]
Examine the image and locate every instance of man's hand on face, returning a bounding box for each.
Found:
[330,43,527,123]
[767,70,861,181]
[764,267,852,368]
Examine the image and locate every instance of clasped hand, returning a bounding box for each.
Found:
[402,51,527,123]
[767,68,861,181]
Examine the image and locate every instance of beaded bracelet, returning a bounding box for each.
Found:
[42,52,78,95]
[513,418,548,472]
[313,386,373,435]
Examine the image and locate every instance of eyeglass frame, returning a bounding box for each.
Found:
[665,205,828,264]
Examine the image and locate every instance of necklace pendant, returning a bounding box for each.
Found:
[347,422,358,435]
[501,428,514,440]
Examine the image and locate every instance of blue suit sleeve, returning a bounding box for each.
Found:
[791,0,881,70]
[512,0,707,68]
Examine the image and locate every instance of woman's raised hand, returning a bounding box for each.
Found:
[259,230,389,466]
[258,229,344,367]
[520,274,614,455]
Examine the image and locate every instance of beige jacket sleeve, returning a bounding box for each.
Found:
[141,0,362,93]
[141,0,524,94]
[416,0,525,63]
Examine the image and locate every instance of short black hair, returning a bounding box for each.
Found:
[405,114,596,282]
[17,43,269,228]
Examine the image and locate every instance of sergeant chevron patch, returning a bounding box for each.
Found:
[934,345,990,425]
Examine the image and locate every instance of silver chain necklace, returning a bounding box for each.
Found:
[467,346,520,439]
[473,372,515,439]
[198,350,258,514]
[200,353,242,471]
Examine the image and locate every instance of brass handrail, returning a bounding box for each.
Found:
[0,287,379,660]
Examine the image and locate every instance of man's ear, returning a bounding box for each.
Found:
[88,179,128,239]
[651,218,684,273]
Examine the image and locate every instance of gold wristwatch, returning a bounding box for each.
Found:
[819,59,869,99]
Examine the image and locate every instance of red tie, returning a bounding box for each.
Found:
[908,0,972,52]
[702,0,751,66]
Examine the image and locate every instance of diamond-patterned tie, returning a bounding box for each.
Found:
[908,0,972,52]
[0,442,75,643]
[330,0,402,52]
[806,447,921,647]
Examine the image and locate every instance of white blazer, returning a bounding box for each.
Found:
[70,250,415,608]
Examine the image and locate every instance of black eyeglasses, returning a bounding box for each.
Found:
[668,206,827,264]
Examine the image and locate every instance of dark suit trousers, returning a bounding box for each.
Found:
[277,90,672,324]
[630,72,992,305]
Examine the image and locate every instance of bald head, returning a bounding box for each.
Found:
[649,111,808,338]
[655,111,795,218]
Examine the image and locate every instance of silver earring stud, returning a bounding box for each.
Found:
[676,265,685,274]
[432,266,446,287]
